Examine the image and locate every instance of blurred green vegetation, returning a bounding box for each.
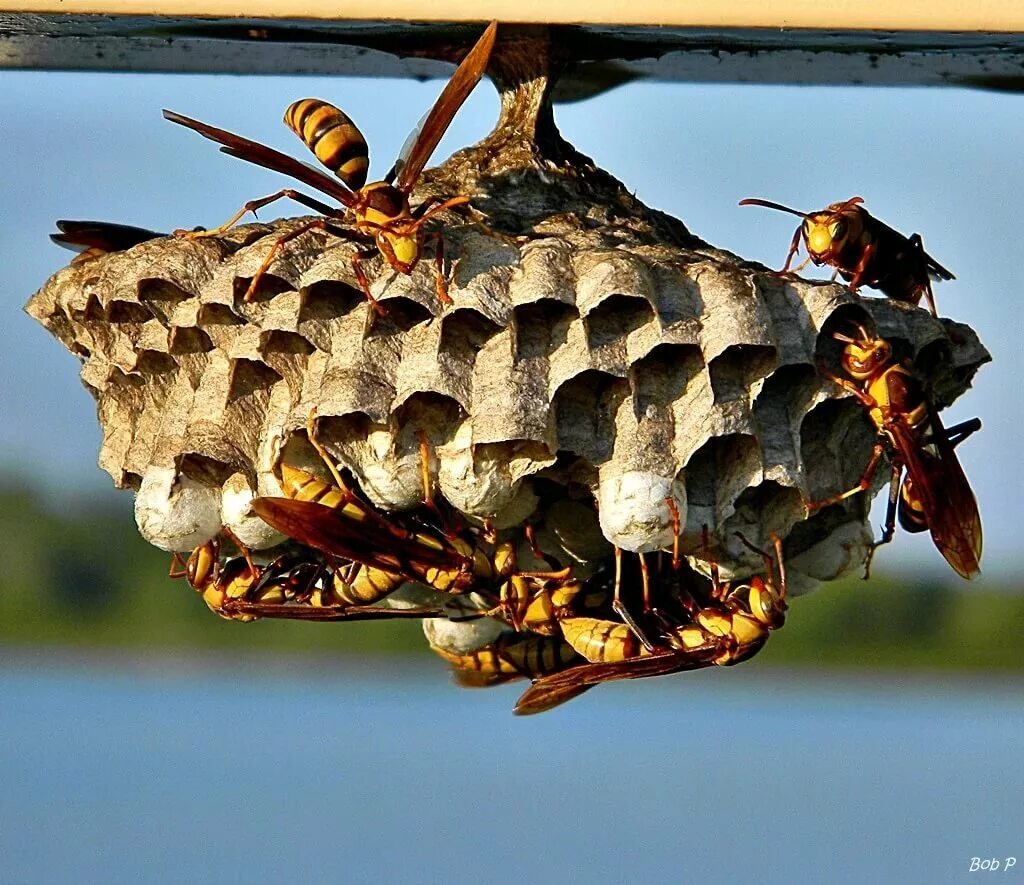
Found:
[2,480,1023,670]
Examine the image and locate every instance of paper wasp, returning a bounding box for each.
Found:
[253,460,588,624]
[806,325,982,579]
[739,197,954,316]
[513,534,788,715]
[170,535,449,622]
[163,20,497,311]
[50,220,166,265]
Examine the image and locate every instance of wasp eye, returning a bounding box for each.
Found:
[832,220,847,239]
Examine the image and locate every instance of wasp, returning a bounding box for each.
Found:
[169,533,448,622]
[806,325,982,579]
[739,196,954,316]
[513,534,788,715]
[163,20,498,311]
[50,220,166,265]
[254,461,585,623]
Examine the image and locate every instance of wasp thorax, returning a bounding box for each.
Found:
[359,183,408,223]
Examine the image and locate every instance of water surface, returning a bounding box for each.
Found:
[1,653,1021,884]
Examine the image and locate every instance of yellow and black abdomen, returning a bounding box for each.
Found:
[284,99,369,190]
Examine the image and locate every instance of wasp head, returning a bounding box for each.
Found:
[834,324,893,379]
[186,540,219,588]
[803,198,864,263]
[746,575,787,629]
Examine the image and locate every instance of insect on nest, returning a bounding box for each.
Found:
[163,20,498,311]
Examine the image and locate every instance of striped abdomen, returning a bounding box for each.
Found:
[433,634,578,684]
[560,617,650,664]
[284,99,369,189]
[321,562,404,606]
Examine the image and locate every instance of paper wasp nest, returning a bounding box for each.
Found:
[25,55,989,590]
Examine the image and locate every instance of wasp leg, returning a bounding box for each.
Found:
[409,195,472,224]
[415,429,460,539]
[179,189,337,239]
[818,366,877,408]
[775,223,804,275]
[427,231,453,305]
[168,552,188,579]
[241,218,328,302]
[665,497,682,571]
[700,525,728,602]
[639,552,652,613]
[806,441,887,512]
[303,405,353,497]
[221,526,257,577]
[350,248,387,315]
[610,548,656,653]
[864,465,903,579]
[846,242,876,294]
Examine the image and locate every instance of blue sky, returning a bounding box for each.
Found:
[1,69,1020,583]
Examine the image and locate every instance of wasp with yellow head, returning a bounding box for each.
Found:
[163,21,498,311]
[739,196,954,317]
[807,323,982,580]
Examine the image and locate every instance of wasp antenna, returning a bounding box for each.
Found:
[832,332,857,344]
[771,533,787,596]
[738,198,809,218]
[854,322,872,341]
[734,531,770,559]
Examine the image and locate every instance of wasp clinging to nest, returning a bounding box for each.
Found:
[164,20,498,312]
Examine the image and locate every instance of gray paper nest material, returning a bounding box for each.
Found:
[26,208,989,585]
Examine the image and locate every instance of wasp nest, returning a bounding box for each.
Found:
[25,38,989,594]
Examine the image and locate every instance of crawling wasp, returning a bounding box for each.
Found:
[253,460,582,622]
[170,533,446,622]
[514,534,788,715]
[807,325,983,580]
[740,196,954,316]
[50,220,166,265]
[163,20,498,310]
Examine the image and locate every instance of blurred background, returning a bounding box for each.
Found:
[1,61,1022,883]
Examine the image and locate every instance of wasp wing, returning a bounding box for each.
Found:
[513,644,720,715]
[922,249,955,281]
[51,220,165,254]
[251,497,467,581]
[890,414,982,580]
[225,601,445,621]
[163,110,357,208]
[390,21,497,192]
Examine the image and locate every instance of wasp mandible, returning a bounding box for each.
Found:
[163,21,498,311]
[806,325,983,580]
[739,197,954,316]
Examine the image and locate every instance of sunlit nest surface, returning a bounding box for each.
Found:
[26,162,989,591]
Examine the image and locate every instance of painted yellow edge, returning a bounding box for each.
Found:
[2,0,1024,32]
